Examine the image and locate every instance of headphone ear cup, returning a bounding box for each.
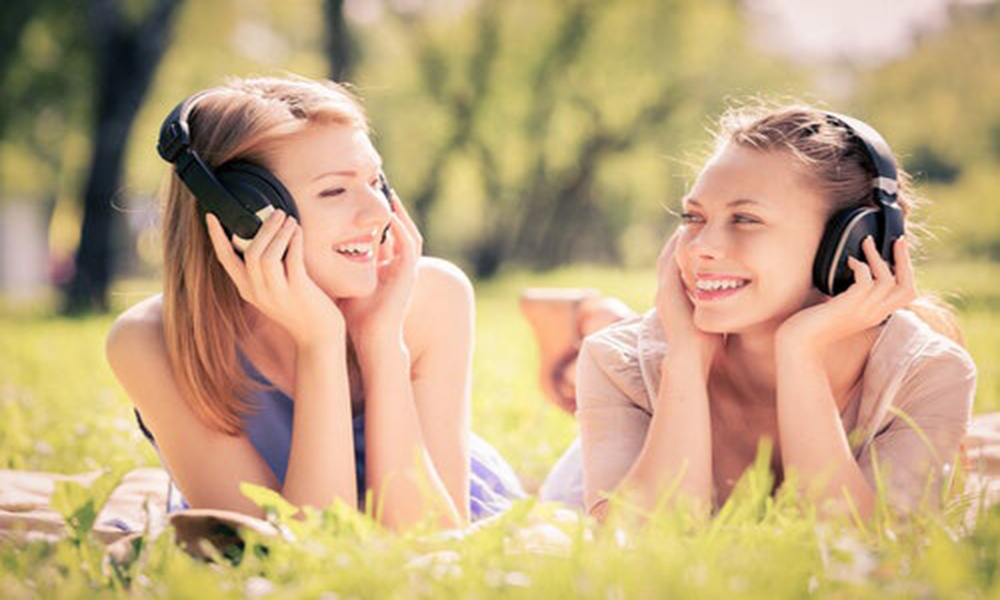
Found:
[813,207,881,296]
[216,161,299,221]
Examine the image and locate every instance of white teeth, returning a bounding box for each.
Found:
[335,242,373,256]
[695,279,748,291]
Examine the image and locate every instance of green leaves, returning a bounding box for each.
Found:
[50,470,120,545]
[239,483,298,524]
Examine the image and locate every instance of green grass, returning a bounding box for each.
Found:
[0,261,997,598]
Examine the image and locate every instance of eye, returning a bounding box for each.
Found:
[733,213,761,225]
[680,211,704,225]
[318,188,346,198]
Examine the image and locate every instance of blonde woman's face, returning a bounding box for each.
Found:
[266,124,391,299]
[676,144,830,335]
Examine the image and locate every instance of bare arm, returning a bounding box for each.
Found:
[586,234,719,520]
[774,342,875,518]
[358,332,465,529]
[342,204,465,530]
[405,259,475,522]
[609,350,715,518]
[280,339,358,511]
[775,237,918,519]
[356,262,471,529]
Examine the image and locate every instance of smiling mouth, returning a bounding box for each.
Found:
[691,278,751,301]
[334,241,375,261]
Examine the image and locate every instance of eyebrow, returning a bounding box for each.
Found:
[311,162,384,183]
[684,198,763,208]
[312,170,357,182]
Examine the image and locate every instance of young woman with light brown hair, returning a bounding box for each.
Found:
[106,76,523,529]
[537,105,976,519]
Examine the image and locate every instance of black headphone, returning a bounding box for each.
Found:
[812,113,905,296]
[157,91,392,252]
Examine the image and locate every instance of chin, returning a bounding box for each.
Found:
[691,307,738,333]
[692,305,779,336]
[322,278,378,300]
[692,312,739,335]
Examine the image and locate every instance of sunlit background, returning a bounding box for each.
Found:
[0,0,996,311]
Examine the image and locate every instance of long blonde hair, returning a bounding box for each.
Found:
[161,76,369,434]
[716,104,963,345]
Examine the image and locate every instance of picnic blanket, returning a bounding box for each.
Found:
[0,467,278,560]
[1,413,998,556]
[961,412,1000,514]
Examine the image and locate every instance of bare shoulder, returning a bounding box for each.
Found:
[105,295,278,512]
[405,257,475,358]
[414,257,474,304]
[410,257,474,321]
[105,295,170,389]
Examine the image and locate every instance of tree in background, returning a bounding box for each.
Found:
[364,0,804,277]
[0,1,95,291]
[64,0,183,313]
[323,0,354,82]
[854,1,1000,260]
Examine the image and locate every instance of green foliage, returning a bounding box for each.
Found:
[360,0,813,275]
[51,472,122,545]
[240,483,300,525]
[855,5,1000,171]
[854,4,1000,263]
[0,0,93,197]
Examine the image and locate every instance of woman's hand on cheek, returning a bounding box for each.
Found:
[206,211,346,348]
[655,232,723,378]
[339,195,421,352]
[777,236,917,355]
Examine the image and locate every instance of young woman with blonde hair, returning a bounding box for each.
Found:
[107,76,522,529]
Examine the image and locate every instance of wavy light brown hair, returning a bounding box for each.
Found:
[715,104,963,344]
[161,76,369,434]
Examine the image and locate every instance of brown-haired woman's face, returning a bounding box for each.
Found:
[265,124,391,299]
[676,143,831,335]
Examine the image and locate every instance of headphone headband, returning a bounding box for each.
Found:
[822,112,899,204]
[157,90,295,245]
[157,90,226,164]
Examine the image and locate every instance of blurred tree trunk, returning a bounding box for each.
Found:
[323,0,354,82]
[63,0,182,313]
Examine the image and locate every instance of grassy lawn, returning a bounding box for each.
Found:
[0,261,997,597]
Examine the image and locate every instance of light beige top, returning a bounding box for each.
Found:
[576,309,977,513]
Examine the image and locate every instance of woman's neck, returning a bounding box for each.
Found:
[719,324,878,412]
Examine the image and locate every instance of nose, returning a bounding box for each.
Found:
[355,182,392,231]
[686,221,727,261]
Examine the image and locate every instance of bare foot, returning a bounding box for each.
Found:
[520,289,636,414]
